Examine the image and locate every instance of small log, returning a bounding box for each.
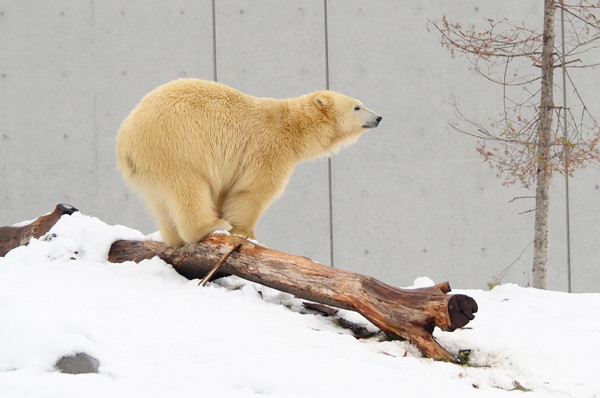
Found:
[109,235,478,361]
[0,204,78,256]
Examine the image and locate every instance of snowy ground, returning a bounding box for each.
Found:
[1,212,598,398]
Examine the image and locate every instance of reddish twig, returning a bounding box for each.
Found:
[198,235,248,286]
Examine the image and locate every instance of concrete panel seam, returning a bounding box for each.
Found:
[212,0,217,82]
[323,0,334,268]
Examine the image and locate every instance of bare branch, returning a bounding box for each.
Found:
[518,209,536,215]
[431,2,600,187]
[508,196,536,203]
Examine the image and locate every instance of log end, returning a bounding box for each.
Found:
[446,294,478,330]
[56,203,79,216]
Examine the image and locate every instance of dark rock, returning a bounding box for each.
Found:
[54,352,100,374]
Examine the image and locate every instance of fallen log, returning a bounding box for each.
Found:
[108,236,477,361]
[1,205,478,362]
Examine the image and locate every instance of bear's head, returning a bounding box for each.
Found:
[311,90,382,154]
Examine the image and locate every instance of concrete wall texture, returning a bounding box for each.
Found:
[1,1,598,292]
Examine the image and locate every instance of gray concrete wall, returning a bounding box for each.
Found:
[1,1,598,292]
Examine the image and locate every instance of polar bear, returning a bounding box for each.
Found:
[117,79,381,246]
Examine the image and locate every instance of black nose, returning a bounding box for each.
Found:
[376,116,382,124]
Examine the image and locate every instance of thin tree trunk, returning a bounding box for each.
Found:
[532,0,555,289]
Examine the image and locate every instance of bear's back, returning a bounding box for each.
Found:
[140,78,249,110]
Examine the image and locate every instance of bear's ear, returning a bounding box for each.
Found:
[313,95,331,110]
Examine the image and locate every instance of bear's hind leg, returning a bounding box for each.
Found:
[146,197,184,246]
[169,182,232,244]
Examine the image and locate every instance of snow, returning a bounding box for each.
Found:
[1,212,599,397]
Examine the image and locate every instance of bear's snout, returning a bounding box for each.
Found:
[363,115,382,129]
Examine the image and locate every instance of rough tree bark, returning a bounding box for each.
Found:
[1,205,478,362]
[532,0,556,289]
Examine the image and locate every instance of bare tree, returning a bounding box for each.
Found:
[430,1,600,289]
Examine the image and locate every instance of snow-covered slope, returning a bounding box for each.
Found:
[1,213,598,397]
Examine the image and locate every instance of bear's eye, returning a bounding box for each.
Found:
[354,105,361,111]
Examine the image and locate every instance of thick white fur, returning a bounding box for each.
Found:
[117,79,381,246]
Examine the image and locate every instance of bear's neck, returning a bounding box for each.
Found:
[281,98,334,161]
